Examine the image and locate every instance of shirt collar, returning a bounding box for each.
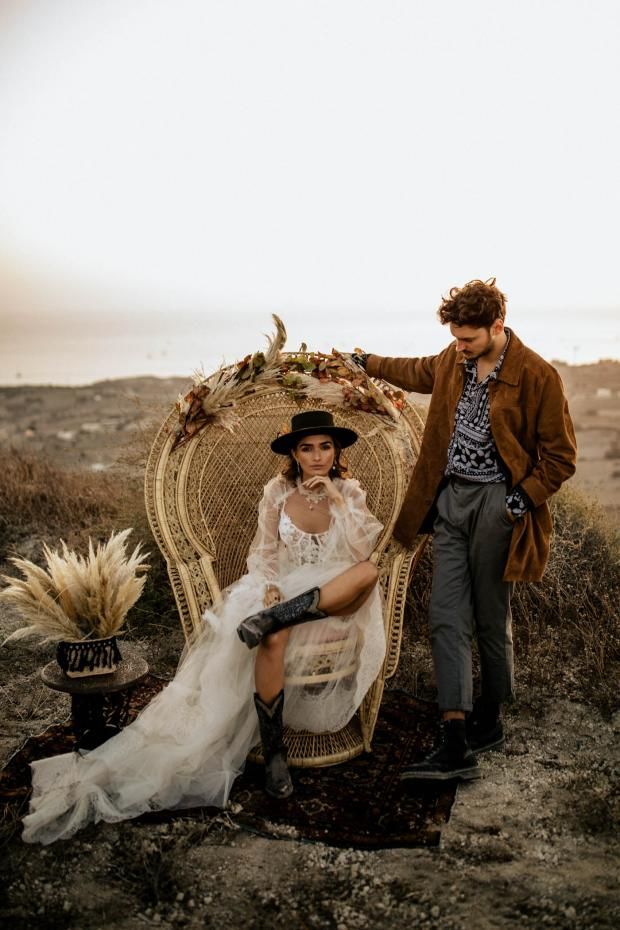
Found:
[464,328,512,382]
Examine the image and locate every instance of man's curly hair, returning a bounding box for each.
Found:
[437,277,507,328]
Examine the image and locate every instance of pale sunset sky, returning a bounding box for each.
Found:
[0,0,618,383]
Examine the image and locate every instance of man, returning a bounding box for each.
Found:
[353,278,577,781]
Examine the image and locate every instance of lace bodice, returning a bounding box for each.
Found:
[246,475,384,586]
[278,510,332,567]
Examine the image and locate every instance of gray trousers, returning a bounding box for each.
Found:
[430,477,515,712]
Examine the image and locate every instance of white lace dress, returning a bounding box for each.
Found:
[22,476,385,845]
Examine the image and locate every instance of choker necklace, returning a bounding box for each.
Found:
[296,478,328,510]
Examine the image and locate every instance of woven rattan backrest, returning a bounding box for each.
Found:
[146,373,424,640]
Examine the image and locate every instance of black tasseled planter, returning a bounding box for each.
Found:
[56,636,122,678]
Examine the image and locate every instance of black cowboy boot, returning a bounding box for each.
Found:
[400,719,481,783]
[253,690,293,799]
[466,698,505,754]
[237,587,327,648]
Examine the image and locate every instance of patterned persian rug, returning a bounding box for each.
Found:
[0,677,455,849]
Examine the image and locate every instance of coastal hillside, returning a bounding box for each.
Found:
[0,361,618,522]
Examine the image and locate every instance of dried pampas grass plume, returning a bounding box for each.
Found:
[1,529,149,644]
[174,315,287,446]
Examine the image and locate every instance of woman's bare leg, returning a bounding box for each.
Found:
[337,584,377,617]
[254,628,291,704]
[317,561,379,615]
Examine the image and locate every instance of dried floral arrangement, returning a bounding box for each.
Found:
[1,529,149,644]
[173,315,405,449]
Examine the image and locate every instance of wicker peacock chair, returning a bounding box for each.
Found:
[144,355,427,767]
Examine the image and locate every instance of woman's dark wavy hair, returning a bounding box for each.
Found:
[281,436,350,484]
[437,277,507,328]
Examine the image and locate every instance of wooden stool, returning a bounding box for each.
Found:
[40,645,149,750]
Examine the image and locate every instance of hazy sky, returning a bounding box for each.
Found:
[1,0,619,381]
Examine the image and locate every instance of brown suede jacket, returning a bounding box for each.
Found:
[366,330,577,582]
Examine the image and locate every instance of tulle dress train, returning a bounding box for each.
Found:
[22,476,385,844]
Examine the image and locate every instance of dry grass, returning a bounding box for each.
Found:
[513,485,620,713]
[0,448,118,554]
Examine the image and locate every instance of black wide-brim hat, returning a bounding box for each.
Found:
[271,410,358,455]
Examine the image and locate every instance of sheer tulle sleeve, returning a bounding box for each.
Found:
[246,475,286,585]
[331,478,383,562]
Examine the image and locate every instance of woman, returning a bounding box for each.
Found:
[23,410,385,844]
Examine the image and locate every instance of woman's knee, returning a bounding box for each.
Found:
[358,560,379,589]
[260,629,290,653]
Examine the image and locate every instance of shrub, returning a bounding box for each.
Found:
[0,448,118,553]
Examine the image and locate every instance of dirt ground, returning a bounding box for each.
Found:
[1,366,619,930]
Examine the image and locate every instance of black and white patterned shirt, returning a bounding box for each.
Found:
[446,329,529,517]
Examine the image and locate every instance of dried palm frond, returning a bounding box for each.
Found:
[173,315,407,449]
[332,351,404,421]
[281,349,405,423]
[295,374,347,406]
[263,314,287,368]
[1,529,149,644]
[173,315,288,448]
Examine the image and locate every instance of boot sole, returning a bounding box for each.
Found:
[400,765,482,783]
[237,625,261,648]
[469,735,505,754]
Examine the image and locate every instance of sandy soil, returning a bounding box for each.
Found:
[1,365,619,929]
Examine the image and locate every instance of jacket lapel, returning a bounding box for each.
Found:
[496,329,524,386]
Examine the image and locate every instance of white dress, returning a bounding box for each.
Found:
[22,476,385,845]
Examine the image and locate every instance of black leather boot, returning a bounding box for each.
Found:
[467,699,505,753]
[400,719,481,783]
[237,587,327,648]
[253,690,293,799]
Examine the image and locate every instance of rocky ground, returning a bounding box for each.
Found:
[1,642,618,930]
[1,369,619,929]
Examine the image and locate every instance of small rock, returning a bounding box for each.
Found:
[431,905,440,918]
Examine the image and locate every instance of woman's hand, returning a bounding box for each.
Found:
[263,584,282,608]
[303,476,345,507]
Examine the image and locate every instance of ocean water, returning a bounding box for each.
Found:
[1,307,618,386]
